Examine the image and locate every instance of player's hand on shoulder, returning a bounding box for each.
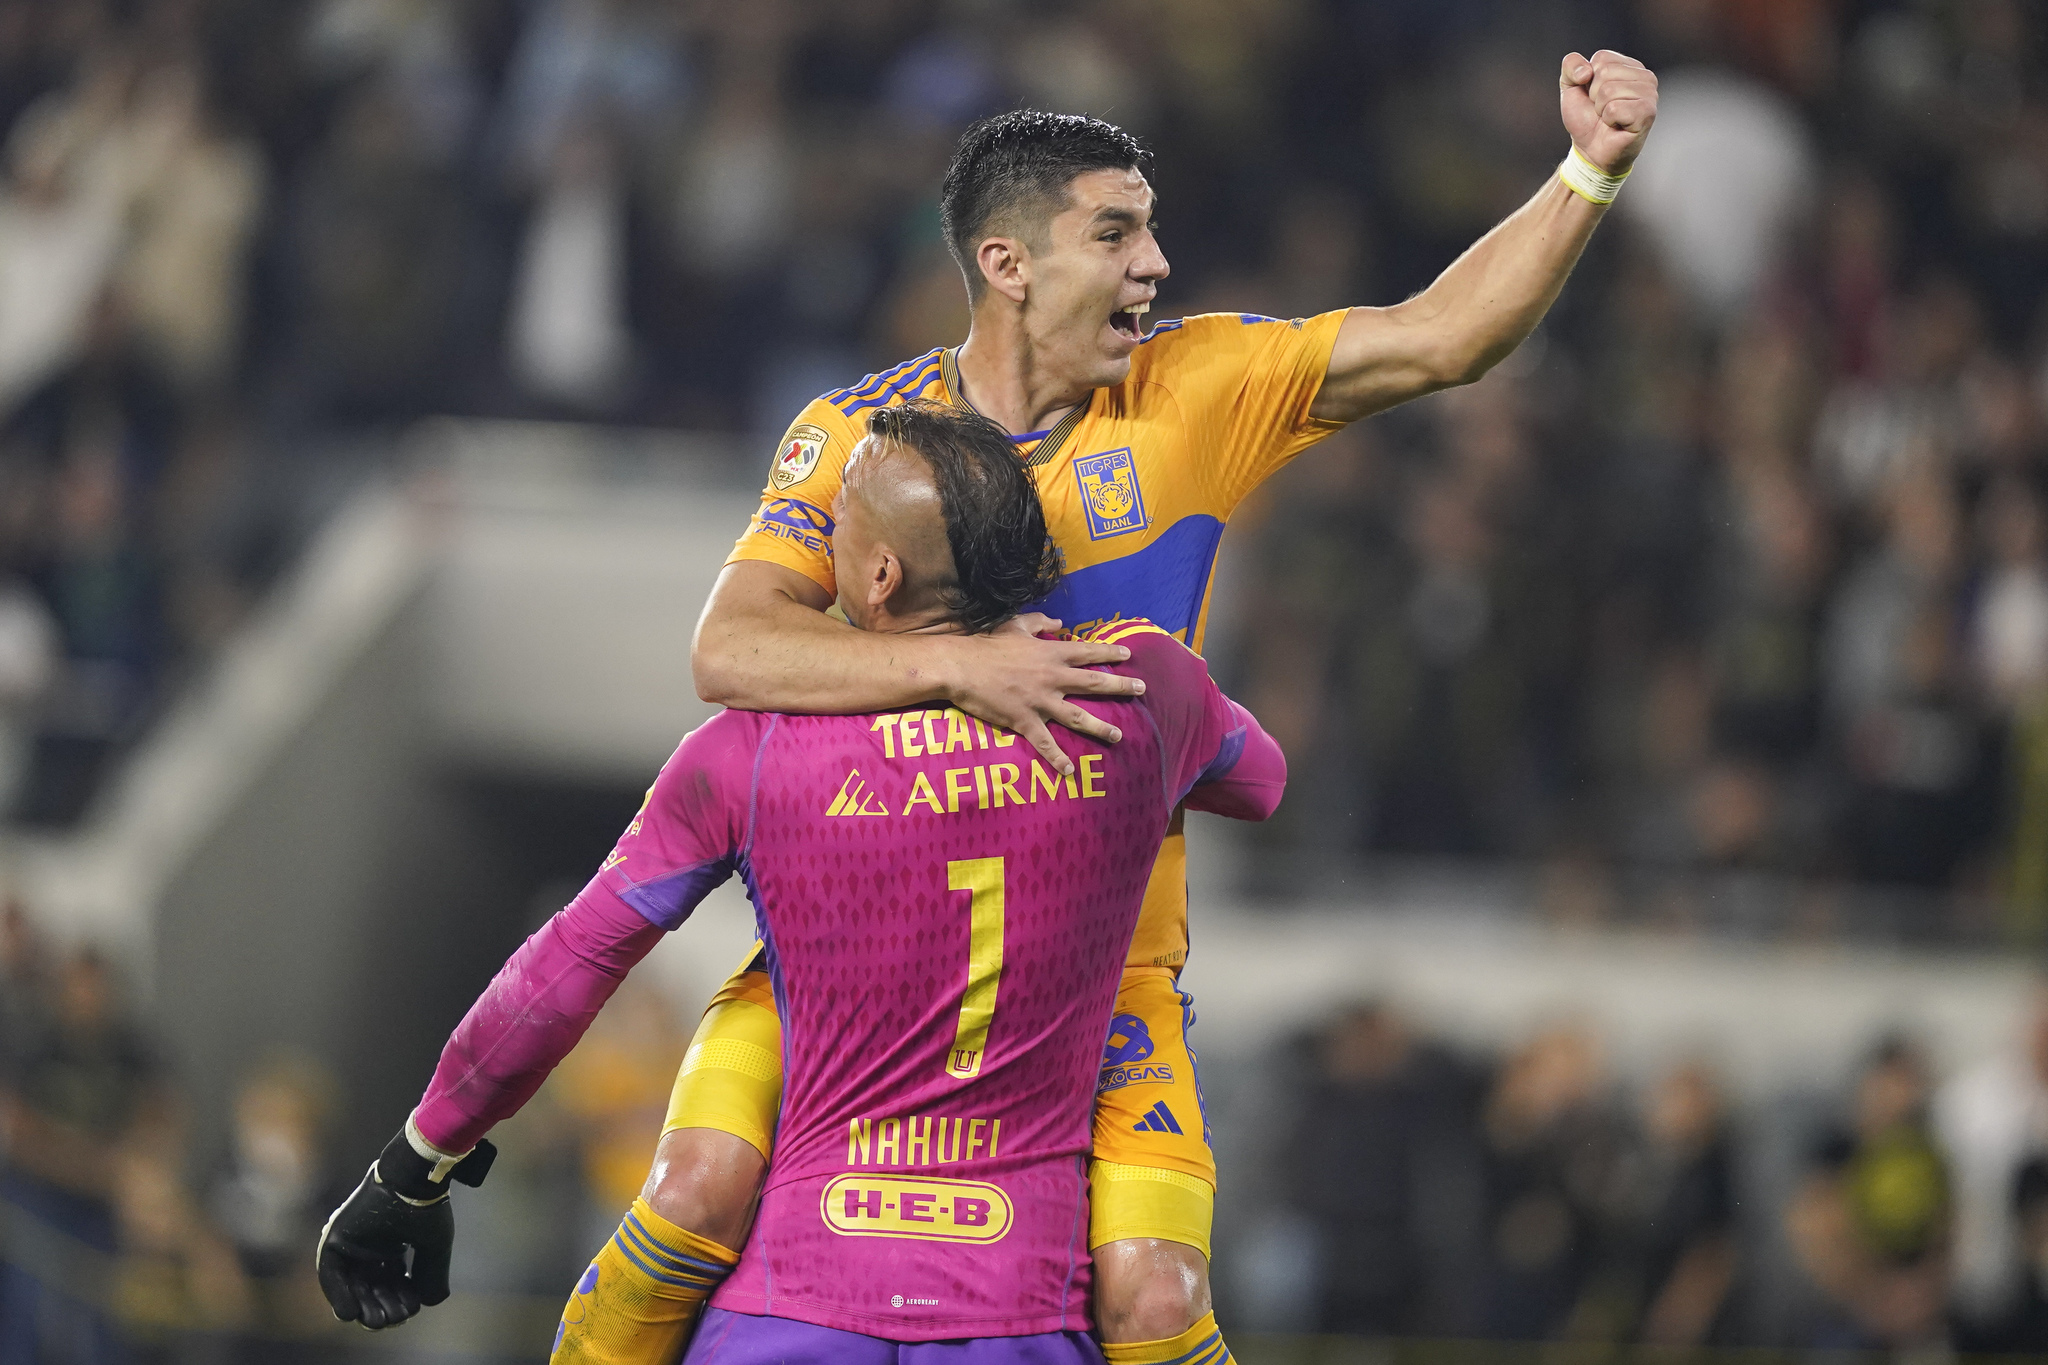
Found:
[1559,50,1657,174]
[315,1126,496,1329]
[947,613,1145,777]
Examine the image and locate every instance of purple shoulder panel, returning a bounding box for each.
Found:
[614,860,734,932]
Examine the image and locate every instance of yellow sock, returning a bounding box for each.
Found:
[550,1198,740,1365]
[1100,1311,1232,1365]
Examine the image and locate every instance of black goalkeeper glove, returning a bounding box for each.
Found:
[315,1123,496,1329]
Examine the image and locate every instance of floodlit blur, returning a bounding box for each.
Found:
[1,0,2048,1361]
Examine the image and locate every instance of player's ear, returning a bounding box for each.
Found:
[976,236,1029,305]
[868,547,904,612]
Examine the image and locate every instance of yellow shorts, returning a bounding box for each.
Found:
[661,950,782,1159]
[663,953,1215,1257]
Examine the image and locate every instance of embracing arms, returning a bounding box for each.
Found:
[692,559,1141,776]
[1307,50,1659,424]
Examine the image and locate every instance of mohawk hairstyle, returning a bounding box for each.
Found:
[864,400,1061,633]
[940,110,1149,298]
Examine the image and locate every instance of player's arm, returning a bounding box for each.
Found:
[314,891,670,1329]
[693,559,1141,778]
[704,399,1142,775]
[1182,691,1286,822]
[315,716,754,1329]
[1307,50,1657,425]
[1111,624,1286,820]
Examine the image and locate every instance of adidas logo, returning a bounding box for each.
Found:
[1132,1101,1183,1135]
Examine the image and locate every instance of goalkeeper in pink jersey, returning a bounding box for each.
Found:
[315,400,1284,1364]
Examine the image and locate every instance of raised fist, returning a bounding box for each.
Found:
[1560,50,1658,175]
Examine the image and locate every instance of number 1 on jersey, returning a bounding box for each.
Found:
[946,858,1005,1079]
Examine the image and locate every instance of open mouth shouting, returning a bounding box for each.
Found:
[1107,299,1151,343]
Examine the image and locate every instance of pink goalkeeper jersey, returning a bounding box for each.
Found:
[410,623,1284,1340]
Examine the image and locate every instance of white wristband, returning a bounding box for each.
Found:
[406,1112,473,1185]
[1556,145,1629,205]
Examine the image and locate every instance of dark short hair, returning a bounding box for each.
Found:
[939,110,1148,298]
[864,401,1060,632]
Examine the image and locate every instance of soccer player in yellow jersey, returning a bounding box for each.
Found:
[553,50,1658,1365]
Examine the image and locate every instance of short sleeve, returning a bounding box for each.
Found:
[590,710,765,930]
[1143,311,1348,509]
[724,398,865,595]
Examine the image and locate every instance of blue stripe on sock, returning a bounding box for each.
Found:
[615,1230,714,1287]
[620,1213,734,1281]
[615,1226,707,1279]
[616,1216,708,1275]
[610,1231,719,1291]
[1157,1331,1225,1365]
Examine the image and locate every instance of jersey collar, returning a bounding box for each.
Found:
[941,348,1095,470]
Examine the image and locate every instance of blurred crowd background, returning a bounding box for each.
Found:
[1222,985,2048,1354]
[1,0,2047,1359]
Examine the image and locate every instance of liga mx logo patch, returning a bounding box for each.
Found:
[772,423,829,490]
[1075,448,1149,540]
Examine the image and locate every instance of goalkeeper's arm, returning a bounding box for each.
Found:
[315,889,665,1327]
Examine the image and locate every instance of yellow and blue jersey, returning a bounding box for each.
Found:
[731,310,1347,654]
[728,310,1346,971]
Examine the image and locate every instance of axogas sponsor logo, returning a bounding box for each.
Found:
[1098,1013,1175,1093]
[771,423,829,490]
[1102,1013,1155,1067]
[822,1174,1012,1243]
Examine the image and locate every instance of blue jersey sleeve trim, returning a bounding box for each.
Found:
[831,350,942,412]
[827,357,916,408]
[841,359,942,416]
